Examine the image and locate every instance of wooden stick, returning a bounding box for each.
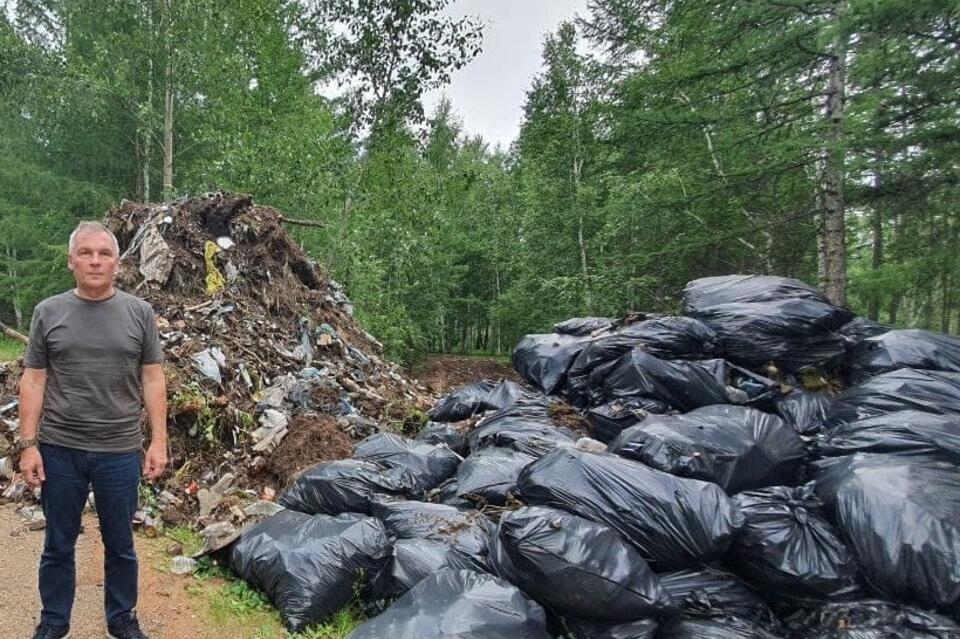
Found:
[278,215,326,228]
[0,321,28,344]
[184,299,216,312]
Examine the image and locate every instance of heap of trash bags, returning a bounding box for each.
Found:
[227,274,960,638]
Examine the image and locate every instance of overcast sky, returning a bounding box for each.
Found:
[422,0,588,151]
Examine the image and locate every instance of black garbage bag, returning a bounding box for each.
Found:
[279,459,418,516]
[229,510,391,632]
[426,380,495,422]
[600,351,782,412]
[367,500,493,570]
[454,446,536,506]
[689,300,852,371]
[517,448,743,569]
[512,333,595,394]
[682,276,853,371]
[659,568,780,630]
[729,485,862,609]
[346,568,552,639]
[586,398,670,443]
[486,378,531,409]
[786,600,960,639]
[836,316,889,348]
[682,275,829,313]
[608,406,805,493]
[847,329,960,380]
[352,433,461,494]
[468,400,576,456]
[813,453,960,613]
[488,506,675,621]
[415,422,469,455]
[564,618,658,639]
[817,410,960,461]
[427,379,526,422]
[775,390,834,436]
[555,316,615,336]
[657,616,785,639]
[371,538,480,599]
[827,367,960,425]
[691,298,853,338]
[566,317,722,401]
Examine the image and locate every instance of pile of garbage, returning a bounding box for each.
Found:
[219,274,960,638]
[0,193,432,530]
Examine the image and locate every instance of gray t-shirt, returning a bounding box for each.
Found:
[24,289,163,452]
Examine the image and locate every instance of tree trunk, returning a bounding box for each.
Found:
[143,56,153,203]
[867,205,883,320]
[5,245,22,329]
[942,273,952,333]
[494,265,502,354]
[867,153,884,320]
[817,1,848,307]
[162,0,175,200]
[573,153,590,313]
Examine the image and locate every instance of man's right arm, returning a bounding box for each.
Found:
[19,367,46,487]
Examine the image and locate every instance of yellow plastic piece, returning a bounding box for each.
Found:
[204,241,226,295]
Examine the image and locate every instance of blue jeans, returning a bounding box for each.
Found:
[38,443,141,627]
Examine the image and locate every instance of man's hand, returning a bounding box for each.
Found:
[20,446,45,488]
[143,442,168,481]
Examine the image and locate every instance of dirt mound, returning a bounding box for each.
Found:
[266,413,356,485]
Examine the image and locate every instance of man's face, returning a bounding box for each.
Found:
[68,231,119,290]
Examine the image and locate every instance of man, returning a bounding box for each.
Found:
[18,221,168,639]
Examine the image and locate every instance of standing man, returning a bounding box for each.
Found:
[17,221,168,639]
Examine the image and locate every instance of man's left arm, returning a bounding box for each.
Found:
[142,363,168,480]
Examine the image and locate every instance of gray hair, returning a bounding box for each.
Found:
[69,221,120,256]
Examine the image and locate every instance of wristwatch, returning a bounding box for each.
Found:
[16,438,38,454]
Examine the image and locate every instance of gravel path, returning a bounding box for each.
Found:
[0,503,209,639]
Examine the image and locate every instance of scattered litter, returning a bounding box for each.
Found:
[169,556,198,575]
[19,504,46,530]
[191,347,226,384]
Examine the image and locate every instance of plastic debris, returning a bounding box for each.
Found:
[169,556,197,575]
[191,347,226,384]
[138,226,174,284]
[786,599,960,638]
[203,240,226,294]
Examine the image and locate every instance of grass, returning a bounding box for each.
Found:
[164,524,206,557]
[0,336,25,361]
[196,566,367,639]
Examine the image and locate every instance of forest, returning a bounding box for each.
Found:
[1,0,958,362]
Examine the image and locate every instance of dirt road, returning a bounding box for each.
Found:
[0,503,208,639]
[410,354,518,394]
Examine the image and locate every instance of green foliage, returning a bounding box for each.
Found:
[297,0,483,131]
[2,0,958,370]
[170,382,222,445]
[188,558,365,639]
[0,337,25,362]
